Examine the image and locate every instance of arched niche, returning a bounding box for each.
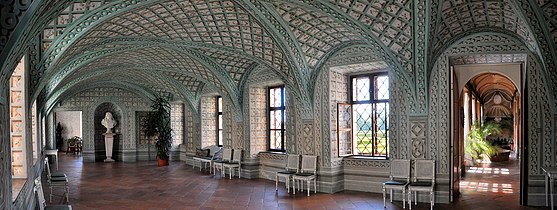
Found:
[93,102,123,162]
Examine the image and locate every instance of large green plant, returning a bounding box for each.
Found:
[465,121,501,165]
[144,96,173,161]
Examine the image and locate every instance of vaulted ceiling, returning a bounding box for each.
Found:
[12,0,554,114]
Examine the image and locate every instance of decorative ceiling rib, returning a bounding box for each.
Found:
[42,0,114,50]
[54,0,290,77]
[46,45,228,100]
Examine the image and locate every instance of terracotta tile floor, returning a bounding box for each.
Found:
[43,154,546,210]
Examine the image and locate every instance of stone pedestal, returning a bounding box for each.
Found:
[103,133,116,162]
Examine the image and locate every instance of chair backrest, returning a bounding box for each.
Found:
[300,155,317,174]
[222,148,233,161]
[204,145,221,156]
[390,159,411,180]
[44,157,52,179]
[34,177,47,210]
[285,154,300,171]
[413,159,435,182]
[231,149,242,163]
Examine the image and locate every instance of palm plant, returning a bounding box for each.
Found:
[144,96,173,162]
[465,121,501,165]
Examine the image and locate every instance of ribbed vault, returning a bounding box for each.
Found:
[432,0,536,57]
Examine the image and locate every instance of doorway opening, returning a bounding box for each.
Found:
[451,64,523,206]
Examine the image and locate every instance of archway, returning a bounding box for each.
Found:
[452,65,522,203]
[93,102,123,162]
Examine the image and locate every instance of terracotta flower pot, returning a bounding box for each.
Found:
[157,156,169,166]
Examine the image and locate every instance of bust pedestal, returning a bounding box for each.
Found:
[103,133,116,162]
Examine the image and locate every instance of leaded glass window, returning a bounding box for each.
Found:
[268,86,286,152]
[350,73,389,157]
[216,96,223,147]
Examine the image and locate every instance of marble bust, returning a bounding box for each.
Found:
[101,112,117,133]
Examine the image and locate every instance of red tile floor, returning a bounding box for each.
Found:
[42,153,546,210]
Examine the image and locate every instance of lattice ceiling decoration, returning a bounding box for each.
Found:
[79,70,180,99]
[273,2,363,67]
[331,0,413,72]
[60,0,289,77]
[42,0,113,51]
[434,0,535,54]
[539,1,557,45]
[195,48,256,84]
[53,46,222,97]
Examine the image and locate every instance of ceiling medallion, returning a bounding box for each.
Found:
[493,92,502,105]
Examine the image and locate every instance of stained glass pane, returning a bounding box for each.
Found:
[352,77,370,101]
[375,75,389,100]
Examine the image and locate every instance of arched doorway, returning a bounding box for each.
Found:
[451,64,523,204]
[93,102,123,162]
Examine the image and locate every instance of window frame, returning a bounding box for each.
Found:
[216,96,223,147]
[349,72,389,158]
[267,85,286,152]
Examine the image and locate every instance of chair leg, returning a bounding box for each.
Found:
[239,167,241,179]
[390,189,393,202]
[408,191,412,210]
[50,186,53,203]
[430,191,434,210]
[383,186,386,208]
[293,179,296,195]
[286,177,290,193]
[307,180,310,196]
[403,189,406,209]
[229,167,232,179]
[65,184,69,203]
[314,178,316,194]
[414,191,417,205]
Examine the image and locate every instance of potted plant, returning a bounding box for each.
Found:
[144,96,173,166]
[465,121,501,166]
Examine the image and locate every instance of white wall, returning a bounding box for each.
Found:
[55,111,82,150]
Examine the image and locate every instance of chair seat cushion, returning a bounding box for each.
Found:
[409,181,432,187]
[195,148,210,157]
[45,205,72,210]
[384,180,407,185]
[51,172,66,177]
[277,170,296,175]
[50,177,68,182]
[214,160,230,164]
[193,156,212,161]
[294,173,315,176]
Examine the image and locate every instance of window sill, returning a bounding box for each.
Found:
[12,178,26,202]
[343,155,388,160]
[261,151,287,155]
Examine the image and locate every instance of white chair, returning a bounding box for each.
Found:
[275,154,300,193]
[383,159,411,209]
[213,148,232,177]
[34,177,72,210]
[292,155,318,196]
[45,158,69,203]
[408,160,435,210]
[223,149,242,179]
[192,146,222,173]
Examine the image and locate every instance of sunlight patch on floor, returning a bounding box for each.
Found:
[460,181,514,193]
[467,167,510,174]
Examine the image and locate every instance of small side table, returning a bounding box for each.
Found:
[542,167,557,210]
[45,149,59,171]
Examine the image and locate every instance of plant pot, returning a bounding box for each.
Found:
[157,156,169,166]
